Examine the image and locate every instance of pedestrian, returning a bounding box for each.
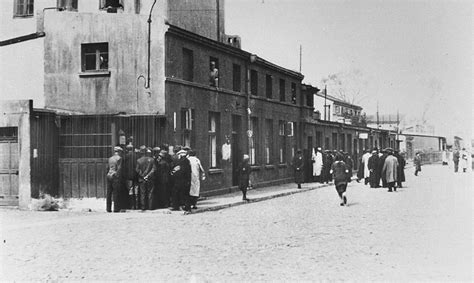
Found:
[106,146,125,213]
[155,150,170,208]
[357,150,371,185]
[378,149,388,187]
[323,150,334,183]
[136,146,157,210]
[292,149,305,189]
[330,153,349,206]
[188,150,205,209]
[237,154,252,201]
[344,152,353,182]
[311,147,323,183]
[123,144,138,209]
[414,152,422,176]
[170,149,191,212]
[460,148,468,173]
[453,149,460,173]
[394,150,406,188]
[368,150,380,188]
[382,150,399,192]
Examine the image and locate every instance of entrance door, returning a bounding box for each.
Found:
[231,115,242,186]
[0,128,19,206]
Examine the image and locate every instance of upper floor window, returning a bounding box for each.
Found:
[265,74,273,99]
[209,57,219,87]
[250,70,258,96]
[100,0,123,13]
[232,64,241,92]
[279,79,285,102]
[57,0,77,11]
[291,82,297,104]
[81,43,108,72]
[14,0,34,17]
[182,48,194,82]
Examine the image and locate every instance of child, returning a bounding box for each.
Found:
[330,154,350,206]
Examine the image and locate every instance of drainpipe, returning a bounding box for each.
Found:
[146,0,158,88]
[247,54,257,156]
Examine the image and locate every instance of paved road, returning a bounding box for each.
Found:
[1,165,472,281]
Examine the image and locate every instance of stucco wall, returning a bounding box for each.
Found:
[43,12,167,114]
[0,39,46,107]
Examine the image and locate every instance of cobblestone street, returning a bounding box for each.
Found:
[1,164,472,281]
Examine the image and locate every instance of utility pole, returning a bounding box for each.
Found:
[299,45,302,73]
[376,101,380,129]
[323,85,328,121]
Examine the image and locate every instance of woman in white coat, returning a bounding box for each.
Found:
[312,147,323,183]
[188,150,205,209]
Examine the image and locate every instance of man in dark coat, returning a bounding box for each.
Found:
[394,151,406,188]
[414,152,422,176]
[378,150,388,188]
[368,150,380,188]
[154,150,170,208]
[123,144,138,209]
[292,149,305,189]
[136,146,157,210]
[170,149,191,212]
[238,154,251,201]
[322,150,334,183]
[330,153,350,206]
[106,146,125,212]
[453,149,460,173]
[344,152,353,182]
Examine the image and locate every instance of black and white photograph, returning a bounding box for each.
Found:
[0,0,472,281]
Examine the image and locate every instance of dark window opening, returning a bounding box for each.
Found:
[266,74,273,99]
[81,42,108,72]
[100,0,123,13]
[57,0,78,11]
[291,82,297,104]
[279,79,285,102]
[14,0,34,17]
[232,64,241,92]
[182,48,194,82]
[250,70,258,96]
[209,57,219,87]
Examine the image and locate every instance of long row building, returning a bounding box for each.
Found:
[0,0,440,208]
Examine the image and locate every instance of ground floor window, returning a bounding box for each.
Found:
[208,112,220,168]
[279,121,286,163]
[249,117,258,165]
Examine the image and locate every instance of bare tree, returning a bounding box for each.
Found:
[320,69,368,105]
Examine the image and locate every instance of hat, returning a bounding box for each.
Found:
[139,145,147,153]
[125,144,133,149]
[183,146,191,151]
[152,147,161,152]
[177,150,187,155]
[317,147,322,151]
[159,150,167,157]
[114,146,123,152]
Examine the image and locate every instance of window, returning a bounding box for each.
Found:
[250,69,258,96]
[208,112,220,168]
[306,89,314,107]
[287,122,294,137]
[279,79,285,102]
[340,133,345,151]
[291,82,297,104]
[182,48,194,82]
[332,133,338,150]
[264,119,273,164]
[249,117,258,165]
[232,64,241,92]
[81,43,108,72]
[266,74,273,99]
[14,0,34,17]
[279,121,286,163]
[334,105,340,114]
[181,108,195,148]
[209,57,219,87]
[57,0,77,11]
[100,0,124,13]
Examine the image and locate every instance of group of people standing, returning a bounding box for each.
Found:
[106,144,205,213]
[449,148,470,173]
[357,148,406,191]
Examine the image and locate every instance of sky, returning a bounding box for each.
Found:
[225,0,473,140]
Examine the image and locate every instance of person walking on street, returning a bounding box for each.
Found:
[136,146,157,210]
[368,150,380,188]
[330,154,350,206]
[357,150,371,185]
[238,154,251,201]
[453,149,460,173]
[344,152,353,182]
[170,149,191,212]
[394,150,406,188]
[292,149,305,189]
[414,152,422,176]
[378,149,388,188]
[106,146,125,213]
[382,150,399,192]
[188,150,205,209]
[460,148,468,173]
[312,147,323,183]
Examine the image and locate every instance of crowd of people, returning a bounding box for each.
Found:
[446,148,470,173]
[106,144,205,214]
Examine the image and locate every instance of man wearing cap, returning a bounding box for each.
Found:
[312,147,323,183]
[382,149,399,192]
[292,149,305,189]
[123,144,138,209]
[238,154,252,201]
[170,149,191,211]
[368,149,380,188]
[136,145,157,210]
[106,146,125,212]
[378,149,388,188]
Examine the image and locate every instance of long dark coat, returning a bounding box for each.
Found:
[292,154,305,184]
[356,156,364,180]
[331,161,349,186]
[238,160,251,191]
[378,153,388,186]
[322,153,334,182]
[395,154,406,182]
[368,154,380,187]
[155,158,170,208]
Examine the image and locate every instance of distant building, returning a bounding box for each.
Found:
[366,114,403,132]
[312,89,363,125]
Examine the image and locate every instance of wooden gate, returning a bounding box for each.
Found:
[0,131,19,206]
